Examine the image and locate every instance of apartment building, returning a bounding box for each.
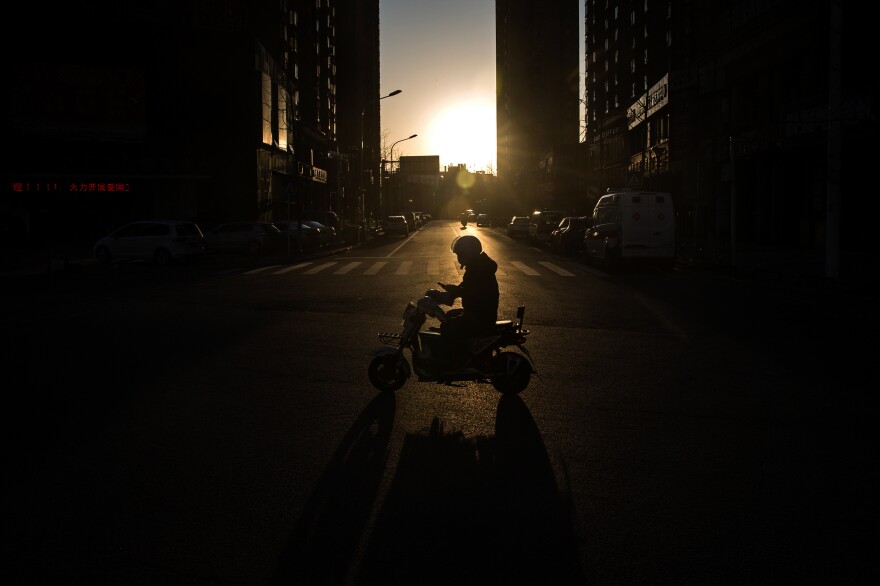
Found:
[1,0,380,243]
[584,1,875,266]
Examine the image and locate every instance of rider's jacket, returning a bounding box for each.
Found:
[457,251,499,328]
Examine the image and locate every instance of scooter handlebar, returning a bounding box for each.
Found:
[425,288,455,306]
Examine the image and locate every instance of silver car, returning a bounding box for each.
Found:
[384,215,409,237]
[94,220,206,265]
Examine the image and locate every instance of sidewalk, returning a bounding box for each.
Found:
[675,244,879,299]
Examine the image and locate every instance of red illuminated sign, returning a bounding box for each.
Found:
[10,181,131,193]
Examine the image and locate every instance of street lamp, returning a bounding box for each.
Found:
[360,89,402,234]
[384,133,417,217]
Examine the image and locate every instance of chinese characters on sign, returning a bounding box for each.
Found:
[10,182,131,193]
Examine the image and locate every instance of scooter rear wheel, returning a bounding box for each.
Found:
[489,352,532,395]
[368,355,409,392]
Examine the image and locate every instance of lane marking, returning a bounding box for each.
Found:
[303,262,336,274]
[244,265,283,275]
[334,261,363,274]
[538,261,576,276]
[364,261,388,275]
[274,262,312,274]
[510,261,540,275]
[385,232,417,258]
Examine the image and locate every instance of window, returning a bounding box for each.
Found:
[277,86,289,150]
[261,73,272,145]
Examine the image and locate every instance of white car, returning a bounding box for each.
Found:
[94,220,206,265]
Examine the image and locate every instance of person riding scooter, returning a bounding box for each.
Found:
[429,235,499,369]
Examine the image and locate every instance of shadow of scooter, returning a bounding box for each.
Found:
[356,394,584,584]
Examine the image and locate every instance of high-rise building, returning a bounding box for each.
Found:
[496,1,581,209]
[336,0,381,225]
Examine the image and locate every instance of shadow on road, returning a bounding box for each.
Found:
[356,394,584,585]
[272,392,396,585]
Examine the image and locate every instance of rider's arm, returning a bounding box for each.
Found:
[438,281,463,298]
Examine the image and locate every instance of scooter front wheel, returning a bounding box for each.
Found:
[368,355,409,392]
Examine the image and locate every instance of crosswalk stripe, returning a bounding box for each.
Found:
[363,261,387,275]
[273,262,312,274]
[538,261,575,276]
[334,261,362,274]
[244,264,283,275]
[303,262,337,274]
[241,259,584,278]
[510,261,540,275]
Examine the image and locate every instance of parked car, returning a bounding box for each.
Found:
[401,211,418,231]
[384,215,409,237]
[550,216,592,254]
[507,216,530,238]
[274,220,321,251]
[476,213,491,226]
[301,220,336,247]
[204,221,283,255]
[528,209,565,245]
[302,210,340,233]
[94,219,206,266]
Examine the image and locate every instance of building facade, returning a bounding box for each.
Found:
[496,0,581,212]
[1,0,381,245]
[583,0,875,274]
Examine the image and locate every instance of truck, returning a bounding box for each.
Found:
[582,189,675,269]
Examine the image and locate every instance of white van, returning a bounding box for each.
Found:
[583,190,675,269]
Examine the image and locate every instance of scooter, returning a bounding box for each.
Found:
[368,291,536,394]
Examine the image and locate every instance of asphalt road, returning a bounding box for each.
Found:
[4,221,873,585]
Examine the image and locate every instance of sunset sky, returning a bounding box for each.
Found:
[379,0,585,174]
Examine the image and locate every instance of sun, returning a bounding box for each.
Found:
[428,101,496,173]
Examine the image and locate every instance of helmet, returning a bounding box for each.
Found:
[451,234,482,256]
